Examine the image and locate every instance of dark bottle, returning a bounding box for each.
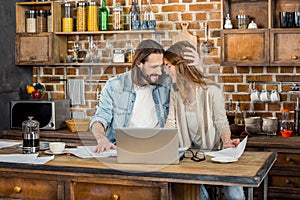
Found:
[129,0,140,30]
[142,0,155,30]
[294,97,300,136]
[227,99,235,125]
[99,0,108,31]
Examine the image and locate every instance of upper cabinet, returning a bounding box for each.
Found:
[221,0,300,66]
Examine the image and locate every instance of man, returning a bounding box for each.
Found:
[90,39,171,153]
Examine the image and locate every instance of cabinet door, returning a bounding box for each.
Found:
[16,33,53,65]
[270,29,300,66]
[221,29,269,66]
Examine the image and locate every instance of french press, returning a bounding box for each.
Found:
[22,116,40,154]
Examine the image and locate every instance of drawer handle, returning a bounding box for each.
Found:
[112,194,120,200]
[14,186,22,193]
[286,157,292,162]
[285,179,291,184]
[291,55,298,60]
[241,56,248,60]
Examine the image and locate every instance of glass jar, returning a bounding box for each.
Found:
[47,10,52,32]
[87,1,98,31]
[62,3,74,32]
[236,15,249,29]
[22,116,40,154]
[36,10,47,32]
[77,2,87,31]
[25,10,36,33]
[113,2,123,30]
[280,109,293,137]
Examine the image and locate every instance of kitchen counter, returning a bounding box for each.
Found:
[0,143,276,200]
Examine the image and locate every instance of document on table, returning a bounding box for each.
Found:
[0,141,21,149]
[0,154,54,165]
[205,136,248,159]
[65,146,117,159]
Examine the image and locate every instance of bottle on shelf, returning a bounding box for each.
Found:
[226,99,235,125]
[99,0,108,31]
[77,2,87,31]
[112,2,123,30]
[87,1,99,31]
[293,97,300,136]
[142,0,156,30]
[280,109,293,138]
[62,3,74,32]
[224,13,233,29]
[129,0,140,30]
[234,100,244,125]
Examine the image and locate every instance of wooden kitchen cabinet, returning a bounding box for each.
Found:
[270,29,300,66]
[221,0,300,66]
[221,29,269,66]
[247,136,300,199]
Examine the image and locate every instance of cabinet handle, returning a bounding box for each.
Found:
[285,179,291,184]
[291,55,298,60]
[112,194,120,200]
[286,157,292,162]
[241,56,248,60]
[14,186,22,193]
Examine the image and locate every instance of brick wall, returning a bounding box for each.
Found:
[33,0,300,121]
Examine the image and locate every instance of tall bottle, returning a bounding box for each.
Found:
[113,2,123,30]
[99,0,108,31]
[280,109,293,137]
[294,97,300,136]
[129,0,140,30]
[234,100,244,125]
[227,99,235,125]
[142,0,156,30]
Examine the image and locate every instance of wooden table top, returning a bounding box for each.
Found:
[0,140,277,187]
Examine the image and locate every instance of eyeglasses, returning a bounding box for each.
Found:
[182,149,206,162]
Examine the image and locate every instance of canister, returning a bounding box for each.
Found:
[36,10,47,32]
[113,49,125,63]
[77,2,87,31]
[22,116,40,154]
[113,2,123,30]
[62,3,74,32]
[25,10,36,33]
[87,1,98,31]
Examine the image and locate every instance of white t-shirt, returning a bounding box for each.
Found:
[128,85,159,128]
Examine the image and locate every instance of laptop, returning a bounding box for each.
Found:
[115,128,179,165]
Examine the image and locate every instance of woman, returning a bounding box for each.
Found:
[164,41,244,200]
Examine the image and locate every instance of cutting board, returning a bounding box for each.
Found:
[172,22,198,50]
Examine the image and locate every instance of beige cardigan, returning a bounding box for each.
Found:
[165,84,231,150]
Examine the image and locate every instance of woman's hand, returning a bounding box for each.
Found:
[223,138,240,149]
[94,137,116,153]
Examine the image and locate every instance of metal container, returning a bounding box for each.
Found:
[22,116,40,154]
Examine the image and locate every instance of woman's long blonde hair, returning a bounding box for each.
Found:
[164,41,218,103]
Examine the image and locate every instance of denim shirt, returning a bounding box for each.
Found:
[90,71,171,144]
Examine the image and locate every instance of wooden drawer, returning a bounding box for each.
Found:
[275,152,300,167]
[0,176,60,199]
[269,175,300,188]
[70,179,168,200]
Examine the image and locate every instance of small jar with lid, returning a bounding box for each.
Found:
[77,2,87,31]
[36,10,47,32]
[25,10,36,33]
[236,15,249,29]
[87,1,99,31]
[113,3,123,30]
[62,3,74,32]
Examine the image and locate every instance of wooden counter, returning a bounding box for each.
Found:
[0,141,276,200]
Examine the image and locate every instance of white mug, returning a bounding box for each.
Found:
[49,142,65,153]
[250,89,260,102]
[260,90,270,102]
[270,89,280,102]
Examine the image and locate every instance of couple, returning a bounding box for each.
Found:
[89,39,244,200]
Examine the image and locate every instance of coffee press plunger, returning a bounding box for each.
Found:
[22,116,40,154]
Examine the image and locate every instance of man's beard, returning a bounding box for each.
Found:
[139,67,160,86]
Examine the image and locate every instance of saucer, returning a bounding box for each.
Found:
[45,150,66,155]
[211,157,238,163]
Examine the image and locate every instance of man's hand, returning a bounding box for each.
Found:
[94,137,117,153]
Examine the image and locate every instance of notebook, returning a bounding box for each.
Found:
[115,128,179,165]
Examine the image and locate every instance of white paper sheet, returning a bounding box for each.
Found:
[0,141,21,149]
[205,136,248,159]
[65,146,117,159]
[0,154,54,165]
